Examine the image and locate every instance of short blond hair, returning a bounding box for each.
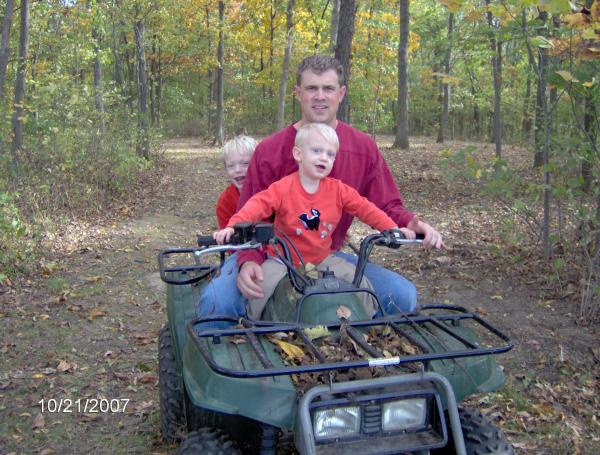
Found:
[295,123,339,150]
[222,135,257,161]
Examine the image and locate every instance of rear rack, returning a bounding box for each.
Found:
[189,304,513,379]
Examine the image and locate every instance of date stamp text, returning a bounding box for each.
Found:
[39,398,130,413]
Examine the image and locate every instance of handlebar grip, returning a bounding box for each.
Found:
[197,235,218,247]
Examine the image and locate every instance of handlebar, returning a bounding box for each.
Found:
[160,224,425,288]
[196,235,218,247]
[158,242,264,285]
[159,223,276,285]
[196,222,275,248]
[352,230,423,287]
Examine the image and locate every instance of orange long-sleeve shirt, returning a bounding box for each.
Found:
[227,172,396,267]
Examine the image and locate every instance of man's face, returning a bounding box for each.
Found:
[295,69,346,128]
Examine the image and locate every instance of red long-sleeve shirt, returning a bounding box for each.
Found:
[236,122,415,267]
[216,183,239,229]
[228,172,396,267]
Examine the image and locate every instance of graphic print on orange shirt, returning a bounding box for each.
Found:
[298,208,320,231]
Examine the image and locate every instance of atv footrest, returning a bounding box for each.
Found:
[189,304,513,379]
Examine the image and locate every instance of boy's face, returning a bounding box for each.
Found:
[295,69,346,129]
[293,130,337,181]
[225,151,251,190]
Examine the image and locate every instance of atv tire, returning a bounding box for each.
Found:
[434,406,515,454]
[159,324,185,442]
[177,427,241,455]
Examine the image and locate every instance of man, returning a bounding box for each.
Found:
[198,55,444,322]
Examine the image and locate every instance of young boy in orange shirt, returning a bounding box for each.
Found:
[215,135,257,228]
[214,123,415,320]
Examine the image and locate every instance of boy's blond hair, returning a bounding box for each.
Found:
[295,123,339,151]
[222,135,257,162]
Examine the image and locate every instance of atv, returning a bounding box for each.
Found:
[157,222,515,454]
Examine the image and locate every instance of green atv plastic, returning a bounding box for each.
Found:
[158,227,515,454]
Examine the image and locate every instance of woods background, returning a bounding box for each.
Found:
[0,0,598,322]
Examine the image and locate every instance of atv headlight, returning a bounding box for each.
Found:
[382,398,427,432]
[313,406,361,440]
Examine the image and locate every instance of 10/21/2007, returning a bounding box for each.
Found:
[39,397,130,413]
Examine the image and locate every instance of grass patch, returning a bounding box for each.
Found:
[46,276,70,295]
[497,385,531,413]
[75,285,104,298]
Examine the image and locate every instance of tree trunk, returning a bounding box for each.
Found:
[521,10,532,139]
[393,0,409,149]
[526,11,551,257]
[581,95,596,192]
[366,2,378,138]
[205,2,213,136]
[268,0,275,104]
[466,69,480,138]
[89,1,105,134]
[276,0,295,131]
[11,0,29,169]
[522,70,532,138]
[370,54,384,140]
[135,19,149,159]
[30,39,37,121]
[149,34,157,127]
[110,6,124,95]
[214,0,224,145]
[437,12,454,144]
[329,0,340,54]
[533,11,548,168]
[93,42,105,133]
[540,50,551,259]
[0,0,15,100]
[156,38,162,129]
[123,25,135,110]
[485,0,502,159]
[493,42,502,158]
[334,0,356,123]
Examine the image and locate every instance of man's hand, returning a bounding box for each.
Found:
[407,216,445,249]
[237,261,264,299]
[398,227,416,240]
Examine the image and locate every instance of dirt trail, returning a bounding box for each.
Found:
[0,139,221,455]
[1,137,598,454]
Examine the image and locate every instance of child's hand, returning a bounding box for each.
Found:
[399,227,416,240]
[213,227,234,244]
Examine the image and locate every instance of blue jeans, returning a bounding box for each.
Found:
[196,254,246,329]
[197,252,418,323]
[334,252,418,316]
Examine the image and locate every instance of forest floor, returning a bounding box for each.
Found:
[0,136,598,455]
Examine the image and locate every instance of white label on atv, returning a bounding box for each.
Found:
[368,357,400,367]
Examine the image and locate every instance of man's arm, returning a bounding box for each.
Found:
[361,138,444,248]
[362,144,415,228]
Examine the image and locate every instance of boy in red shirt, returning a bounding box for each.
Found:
[215,135,257,228]
[214,123,414,320]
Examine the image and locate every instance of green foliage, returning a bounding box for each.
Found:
[440,146,543,245]
[0,192,34,277]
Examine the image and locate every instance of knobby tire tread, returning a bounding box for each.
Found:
[177,427,241,455]
[159,324,186,442]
